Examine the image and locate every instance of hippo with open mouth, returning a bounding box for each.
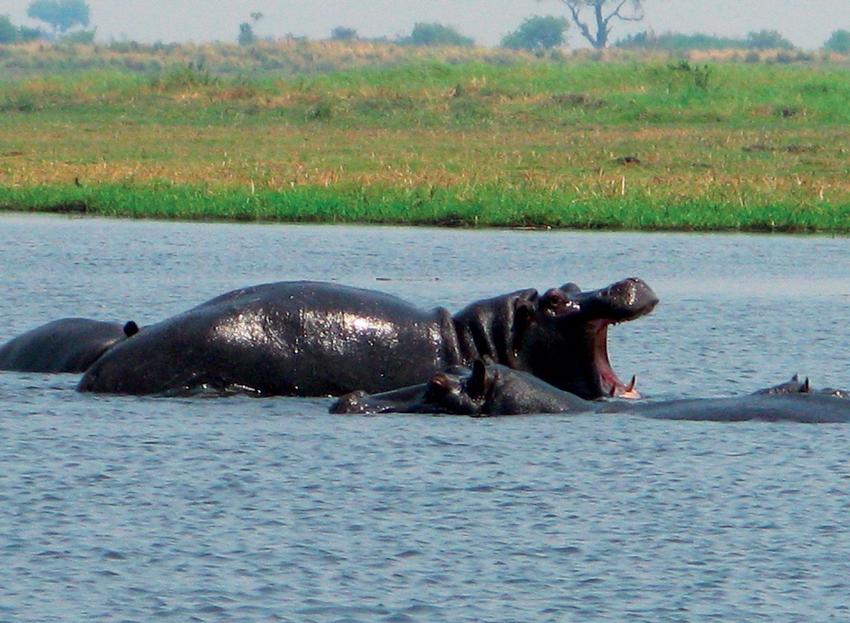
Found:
[77,278,657,397]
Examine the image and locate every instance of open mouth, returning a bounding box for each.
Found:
[593,320,641,400]
[579,278,657,400]
[543,277,657,400]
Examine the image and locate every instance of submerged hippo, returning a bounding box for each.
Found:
[0,318,138,373]
[77,278,657,397]
[331,362,850,423]
[331,360,591,415]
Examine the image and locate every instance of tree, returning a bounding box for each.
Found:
[0,15,18,43]
[502,15,569,51]
[238,22,255,46]
[746,29,794,50]
[824,29,850,53]
[238,12,262,47]
[555,0,643,49]
[402,23,474,47]
[27,0,89,35]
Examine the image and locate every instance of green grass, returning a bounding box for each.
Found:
[2,43,850,232]
[2,184,846,232]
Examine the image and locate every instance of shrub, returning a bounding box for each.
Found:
[746,30,794,50]
[330,26,357,41]
[824,29,850,54]
[18,25,46,41]
[501,15,568,51]
[61,28,95,44]
[616,31,747,51]
[401,23,473,47]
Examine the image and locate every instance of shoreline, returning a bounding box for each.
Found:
[1,184,847,234]
[4,58,850,235]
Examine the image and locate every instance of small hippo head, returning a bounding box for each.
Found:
[422,360,489,416]
[329,365,479,415]
[422,360,591,416]
[512,278,657,401]
[753,374,810,395]
[330,363,491,416]
[752,375,849,400]
[331,361,597,417]
[329,389,374,414]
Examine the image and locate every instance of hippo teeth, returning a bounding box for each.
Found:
[609,377,638,398]
[595,321,640,400]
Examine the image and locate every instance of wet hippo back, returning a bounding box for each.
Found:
[79,281,460,396]
[0,318,128,373]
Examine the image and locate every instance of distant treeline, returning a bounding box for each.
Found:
[616,30,790,51]
[616,29,850,54]
[2,39,850,80]
[4,8,850,56]
[0,15,45,43]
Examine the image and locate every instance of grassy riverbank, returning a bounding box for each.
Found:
[2,184,843,232]
[2,42,850,231]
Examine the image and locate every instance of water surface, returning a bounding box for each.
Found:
[2,214,850,622]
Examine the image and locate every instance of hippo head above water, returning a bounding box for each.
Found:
[331,360,594,416]
[507,278,657,400]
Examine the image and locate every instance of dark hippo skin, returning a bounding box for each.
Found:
[331,360,590,416]
[77,278,657,398]
[331,363,850,423]
[633,392,850,423]
[750,374,849,399]
[0,318,138,373]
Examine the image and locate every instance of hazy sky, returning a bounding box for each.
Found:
[3,1,849,49]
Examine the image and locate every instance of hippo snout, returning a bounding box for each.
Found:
[608,277,658,308]
[577,277,658,321]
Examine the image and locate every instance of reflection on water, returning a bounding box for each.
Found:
[1,214,850,622]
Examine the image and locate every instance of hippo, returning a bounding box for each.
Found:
[331,360,591,416]
[751,374,849,400]
[0,318,139,373]
[331,362,850,423]
[77,278,657,398]
[634,392,850,423]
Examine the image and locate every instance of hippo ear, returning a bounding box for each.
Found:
[467,359,488,399]
[123,321,139,337]
[513,299,537,332]
[540,288,581,318]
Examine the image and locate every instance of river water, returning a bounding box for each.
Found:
[1,214,849,622]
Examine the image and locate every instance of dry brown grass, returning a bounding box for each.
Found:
[2,122,847,210]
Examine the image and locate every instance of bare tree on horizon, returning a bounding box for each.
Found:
[556,0,644,48]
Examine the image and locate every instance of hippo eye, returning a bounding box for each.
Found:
[429,373,453,392]
[541,289,581,317]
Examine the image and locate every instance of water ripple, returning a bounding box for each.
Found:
[3,217,850,621]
